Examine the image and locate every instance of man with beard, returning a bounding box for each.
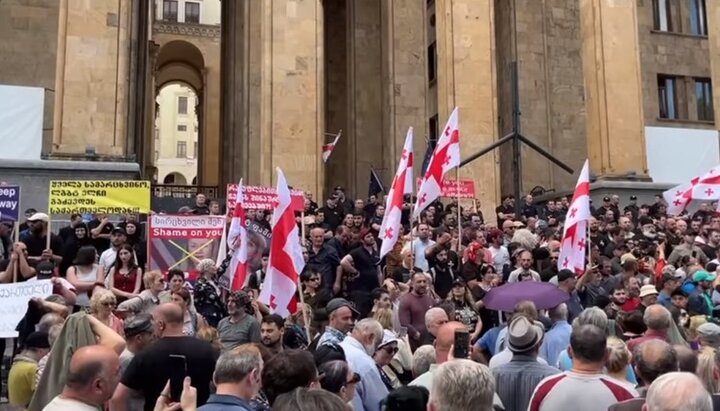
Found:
[21,212,63,266]
[88,212,114,254]
[507,250,541,282]
[399,272,437,350]
[340,229,382,317]
[260,314,285,357]
[605,285,628,320]
[99,227,129,270]
[700,229,720,261]
[326,225,351,258]
[588,217,609,251]
[339,319,387,411]
[217,291,262,352]
[319,195,344,232]
[495,195,516,225]
[688,270,716,317]
[428,248,455,299]
[406,223,435,272]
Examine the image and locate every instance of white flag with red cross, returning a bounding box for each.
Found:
[379,128,414,259]
[227,179,249,290]
[322,130,342,163]
[663,165,720,215]
[558,159,591,274]
[413,107,460,217]
[258,168,305,317]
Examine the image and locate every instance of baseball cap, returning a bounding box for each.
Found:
[630,195,638,201]
[698,323,720,347]
[693,271,717,283]
[124,313,154,338]
[27,212,49,222]
[377,329,399,350]
[639,285,658,298]
[36,260,55,279]
[111,227,127,235]
[326,298,360,317]
[556,269,575,283]
[603,196,611,202]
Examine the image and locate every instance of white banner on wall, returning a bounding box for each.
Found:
[0,85,44,161]
[645,126,720,185]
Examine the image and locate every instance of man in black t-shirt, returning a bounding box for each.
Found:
[58,213,83,244]
[113,303,216,411]
[339,229,381,318]
[495,195,515,225]
[88,213,114,254]
[21,213,63,266]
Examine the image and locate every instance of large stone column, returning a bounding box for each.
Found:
[707,1,720,125]
[222,0,324,197]
[346,0,385,196]
[579,0,647,178]
[381,0,428,186]
[52,0,132,158]
[435,0,500,223]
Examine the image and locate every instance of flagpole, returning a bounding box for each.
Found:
[456,167,462,236]
[296,277,312,344]
[13,222,19,283]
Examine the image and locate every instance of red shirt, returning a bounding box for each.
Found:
[621,297,640,312]
[626,329,669,354]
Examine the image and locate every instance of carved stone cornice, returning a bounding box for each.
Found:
[153,21,221,38]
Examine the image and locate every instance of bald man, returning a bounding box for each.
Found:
[44,345,120,410]
[411,322,505,410]
[112,303,216,411]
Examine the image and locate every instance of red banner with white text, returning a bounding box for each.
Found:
[226,184,305,211]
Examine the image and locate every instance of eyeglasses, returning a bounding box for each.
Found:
[382,346,399,355]
[309,278,321,282]
[346,373,361,385]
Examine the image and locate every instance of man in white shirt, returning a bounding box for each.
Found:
[99,228,128,270]
[487,229,510,274]
[405,223,435,272]
[339,319,388,411]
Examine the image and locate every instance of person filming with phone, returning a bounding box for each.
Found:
[111,303,216,411]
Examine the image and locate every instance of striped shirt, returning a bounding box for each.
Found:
[528,371,638,411]
[492,355,560,411]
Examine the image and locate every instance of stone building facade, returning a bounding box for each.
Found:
[0,0,718,220]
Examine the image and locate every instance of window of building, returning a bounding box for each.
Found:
[427,42,437,83]
[193,142,198,159]
[429,114,439,146]
[177,124,187,132]
[185,2,200,24]
[658,75,678,119]
[154,151,159,162]
[177,96,188,114]
[162,0,178,22]
[690,0,707,36]
[696,78,714,121]
[176,141,187,158]
[194,125,198,132]
[154,128,159,140]
[652,0,672,31]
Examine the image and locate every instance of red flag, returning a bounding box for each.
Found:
[558,159,591,274]
[258,168,305,317]
[322,130,342,163]
[226,179,249,291]
[414,107,460,217]
[379,128,414,258]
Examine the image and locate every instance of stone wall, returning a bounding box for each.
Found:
[0,1,59,155]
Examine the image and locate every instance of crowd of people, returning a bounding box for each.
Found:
[3,188,720,410]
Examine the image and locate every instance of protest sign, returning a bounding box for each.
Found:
[0,280,52,338]
[226,184,304,211]
[48,180,151,214]
[217,218,272,289]
[148,215,226,280]
[416,178,476,199]
[0,185,20,222]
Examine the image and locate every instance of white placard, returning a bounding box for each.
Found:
[0,280,53,338]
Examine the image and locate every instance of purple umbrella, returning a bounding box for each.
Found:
[482,281,570,312]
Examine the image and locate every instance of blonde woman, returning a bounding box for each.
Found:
[117,270,166,315]
[89,289,124,337]
[697,346,720,393]
[605,337,634,389]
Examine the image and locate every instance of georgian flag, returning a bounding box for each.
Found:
[663,165,720,215]
[226,179,249,291]
[557,160,591,274]
[379,128,414,258]
[413,107,460,217]
[322,130,342,163]
[258,168,306,317]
